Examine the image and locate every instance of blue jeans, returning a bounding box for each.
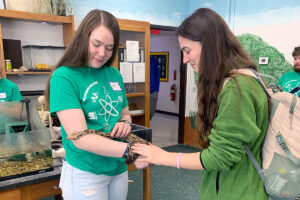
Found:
[59,161,128,200]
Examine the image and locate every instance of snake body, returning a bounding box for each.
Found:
[67,129,148,144]
[66,129,148,164]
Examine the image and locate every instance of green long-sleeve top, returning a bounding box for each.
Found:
[200,75,269,200]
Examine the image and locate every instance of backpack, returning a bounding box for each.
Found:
[232,68,300,200]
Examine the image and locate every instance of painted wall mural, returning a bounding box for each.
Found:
[237,33,292,85]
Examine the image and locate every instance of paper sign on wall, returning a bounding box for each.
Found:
[133,62,145,82]
[120,62,133,83]
[126,40,139,62]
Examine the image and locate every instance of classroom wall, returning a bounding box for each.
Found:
[206,0,300,63]
[2,20,64,91]
[71,0,188,28]
[4,0,300,92]
[234,22,300,65]
[3,0,189,91]
[187,0,300,64]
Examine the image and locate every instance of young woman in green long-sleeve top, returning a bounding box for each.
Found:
[132,8,270,200]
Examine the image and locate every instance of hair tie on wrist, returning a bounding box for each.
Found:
[177,152,182,169]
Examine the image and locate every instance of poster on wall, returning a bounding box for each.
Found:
[150,52,169,82]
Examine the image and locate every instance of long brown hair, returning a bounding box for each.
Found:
[177,8,258,148]
[45,9,120,107]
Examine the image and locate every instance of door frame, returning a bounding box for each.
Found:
[178,52,186,144]
[150,24,186,144]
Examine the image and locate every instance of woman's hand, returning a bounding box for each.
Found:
[132,143,169,166]
[134,155,150,169]
[111,121,131,138]
[112,106,132,138]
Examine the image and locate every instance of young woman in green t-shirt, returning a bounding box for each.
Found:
[45,10,143,200]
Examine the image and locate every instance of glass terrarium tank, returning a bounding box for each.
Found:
[0,100,53,181]
[22,45,65,70]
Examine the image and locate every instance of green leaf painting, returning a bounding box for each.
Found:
[237,33,292,85]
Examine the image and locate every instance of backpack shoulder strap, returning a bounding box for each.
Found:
[233,68,269,91]
[244,144,266,182]
[231,68,284,100]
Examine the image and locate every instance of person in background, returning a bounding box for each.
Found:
[0,71,23,133]
[133,8,270,200]
[278,46,300,97]
[0,71,23,102]
[150,56,160,119]
[45,9,135,200]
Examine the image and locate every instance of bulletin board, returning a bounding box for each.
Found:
[150,52,169,82]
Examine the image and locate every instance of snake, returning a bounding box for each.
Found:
[66,129,148,164]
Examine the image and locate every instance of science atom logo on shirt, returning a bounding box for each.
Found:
[99,95,119,122]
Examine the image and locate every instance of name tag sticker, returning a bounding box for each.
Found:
[109,82,122,91]
[0,93,7,99]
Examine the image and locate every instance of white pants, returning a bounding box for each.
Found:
[59,161,128,200]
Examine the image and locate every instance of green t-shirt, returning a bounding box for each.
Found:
[50,65,128,176]
[278,70,300,97]
[0,78,23,134]
[0,78,23,102]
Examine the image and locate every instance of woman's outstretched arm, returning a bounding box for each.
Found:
[132,143,204,170]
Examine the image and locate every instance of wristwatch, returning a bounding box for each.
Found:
[122,143,130,158]
[118,119,131,126]
[122,142,138,165]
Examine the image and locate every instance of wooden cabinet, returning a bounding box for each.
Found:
[0,179,61,200]
[26,179,61,199]
[0,9,74,77]
[113,19,150,127]
[0,188,21,200]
